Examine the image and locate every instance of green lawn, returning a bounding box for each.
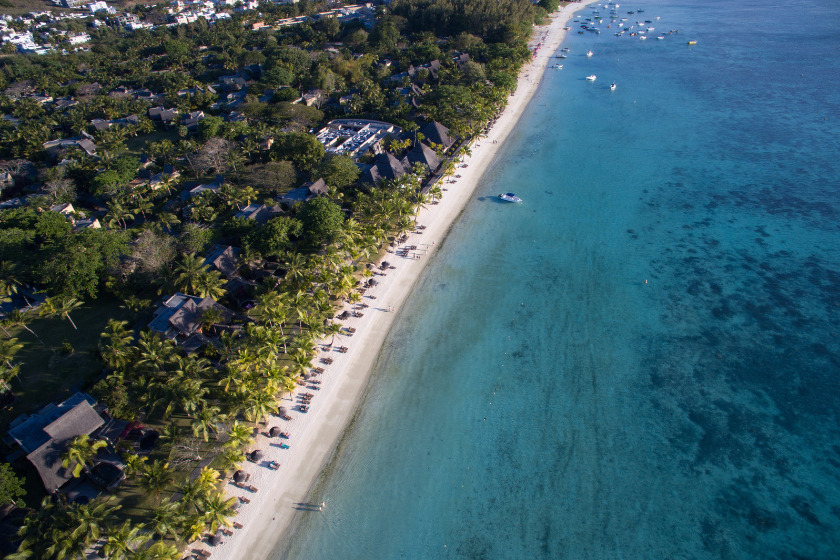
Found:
[124,129,181,159]
[2,296,137,428]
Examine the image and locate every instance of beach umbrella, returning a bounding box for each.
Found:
[269,427,281,437]
[250,449,264,461]
[381,261,390,267]
[233,470,246,483]
[209,533,223,546]
[278,406,287,415]
[339,311,350,319]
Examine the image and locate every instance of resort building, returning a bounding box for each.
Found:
[148,293,236,349]
[315,119,402,161]
[5,393,125,494]
[277,178,328,206]
[420,120,453,149]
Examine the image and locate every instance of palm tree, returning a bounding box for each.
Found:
[173,253,208,295]
[151,500,184,542]
[128,541,181,560]
[413,191,431,226]
[104,198,135,230]
[11,496,123,560]
[191,404,222,442]
[61,435,108,477]
[325,322,343,346]
[289,348,312,379]
[201,492,237,534]
[220,447,244,471]
[181,514,208,545]
[193,466,221,494]
[101,520,150,560]
[224,420,254,449]
[193,269,226,299]
[40,296,83,330]
[132,197,154,221]
[282,252,310,288]
[243,388,275,424]
[156,212,181,233]
[122,453,147,479]
[0,261,23,302]
[136,332,175,375]
[0,336,23,391]
[139,460,175,501]
[100,319,134,370]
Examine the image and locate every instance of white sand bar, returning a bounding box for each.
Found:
[205,3,597,559]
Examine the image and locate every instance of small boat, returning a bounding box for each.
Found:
[557,53,567,59]
[586,50,594,57]
[610,82,617,91]
[687,40,697,45]
[657,35,665,40]
[586,75,597,81]
[553,64,563,69]
[498,193,522,203]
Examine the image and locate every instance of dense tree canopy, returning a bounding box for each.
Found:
[297,197,344,250]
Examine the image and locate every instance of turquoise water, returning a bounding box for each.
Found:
[277,0,840,558]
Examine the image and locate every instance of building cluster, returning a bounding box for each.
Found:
[0,0,375,56]
[0,10,92,55]
[313,119,454,185]
[4,392,129,496]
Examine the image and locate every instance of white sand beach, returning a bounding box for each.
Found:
[200,3,596,559]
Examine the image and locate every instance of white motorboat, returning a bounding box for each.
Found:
[498,193,522,203]
[586,75,597,81]
[587,50,594,57]
[610,82,617,91]
[554,64,563,69]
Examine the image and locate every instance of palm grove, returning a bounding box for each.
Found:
[0,0,560,557]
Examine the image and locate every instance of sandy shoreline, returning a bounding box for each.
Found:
[204,3,596,559]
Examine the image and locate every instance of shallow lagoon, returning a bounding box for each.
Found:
[278,0,840,557]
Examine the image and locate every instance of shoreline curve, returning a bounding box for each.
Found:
[208,3,598,559]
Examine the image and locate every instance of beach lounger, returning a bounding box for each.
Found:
[268,461,280,470]
[247,485,258,492]
[239,497,250,504]
[233,522,244,529]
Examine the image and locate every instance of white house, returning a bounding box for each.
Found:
[67,32,90,45]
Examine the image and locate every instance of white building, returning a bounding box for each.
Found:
[67,32,90,45]
[87,1,116,14]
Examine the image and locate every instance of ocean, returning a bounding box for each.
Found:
[276,0,840,558]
